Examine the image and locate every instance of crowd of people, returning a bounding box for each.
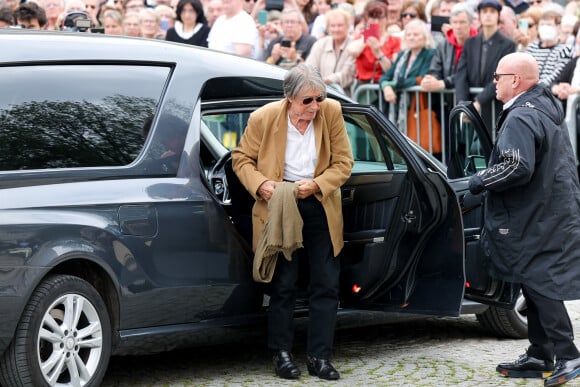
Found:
[2,0,580,155]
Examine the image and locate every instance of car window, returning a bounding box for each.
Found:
[344,112,407,173]
[201,110,407,173]
[448,111,487,178]
[202,112,250,151]
[0,65,169,171]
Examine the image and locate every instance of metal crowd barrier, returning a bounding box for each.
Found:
[351,85,492,164]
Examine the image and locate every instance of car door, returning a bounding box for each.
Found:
[445,102,520,308]
[337,104,467,317]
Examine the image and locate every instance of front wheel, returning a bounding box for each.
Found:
[0,274,112,387]
[476,293,528,339]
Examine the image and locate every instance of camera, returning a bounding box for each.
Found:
[61,11,91,32]
[265,0,284,11]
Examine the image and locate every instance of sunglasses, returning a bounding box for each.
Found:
[401,12,417,18]
[493,72,516,81]
[301,95,325,105]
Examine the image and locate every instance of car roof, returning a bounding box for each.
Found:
[0,30,287,78]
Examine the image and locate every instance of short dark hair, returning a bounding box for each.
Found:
[15,2,47,27]
[364,0,389,20]
[175,0,206,24]
[0,7,15,25]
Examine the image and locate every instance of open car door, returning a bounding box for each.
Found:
[445,102,520,308]
[337,104,466,317]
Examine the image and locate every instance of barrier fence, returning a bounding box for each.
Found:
[351,84,494,164]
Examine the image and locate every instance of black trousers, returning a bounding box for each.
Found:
[267,196,340,358]
[523,284,580,361]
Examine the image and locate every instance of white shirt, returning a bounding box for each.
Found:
[284,116,317,181]
[207,11,258,58]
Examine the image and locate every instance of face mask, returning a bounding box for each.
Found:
[538,25,558,41]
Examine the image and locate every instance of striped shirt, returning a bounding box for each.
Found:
[525,41,573,85]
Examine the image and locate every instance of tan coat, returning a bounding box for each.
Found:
[232,98,354,257]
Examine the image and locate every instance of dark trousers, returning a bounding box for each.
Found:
[267,196,340,358]
[523,285,580,361]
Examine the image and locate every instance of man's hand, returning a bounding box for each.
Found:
[420,75,445,92]
[295,180,320,199]
[257,180,280,201]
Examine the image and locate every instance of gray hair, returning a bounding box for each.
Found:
[283,64,327,99]
[450,2,473,22]
[281,7,305,23]
[404,19,435,49]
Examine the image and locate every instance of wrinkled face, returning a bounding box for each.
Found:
[404,23,426,50]
[326,13,348,42]
[104,16,123,34]
[450,11,470,41]
[288,87,324,123]
[499,9,517,37]
[281,12,302,40]
[140,14,158,35]
[123,14,141,36]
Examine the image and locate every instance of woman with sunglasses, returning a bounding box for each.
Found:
[232,63,353,382]
[400,0,426,27]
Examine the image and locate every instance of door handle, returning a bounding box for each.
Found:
[342,188,355,204]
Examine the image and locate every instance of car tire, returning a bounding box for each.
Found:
[476,293,527,339]
[0,274,111,387]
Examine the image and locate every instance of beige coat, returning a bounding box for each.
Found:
[232,98,354,257]
[305,36,356,94]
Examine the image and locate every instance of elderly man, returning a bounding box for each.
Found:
[469,52,580,387]
[265,8,317,69]
[421,2,477,128]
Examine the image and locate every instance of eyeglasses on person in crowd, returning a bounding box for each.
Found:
[493,72,516,81]
[401,12,417,18]
[301,95,325,105]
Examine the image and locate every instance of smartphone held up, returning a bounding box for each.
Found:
[363,23,380,42]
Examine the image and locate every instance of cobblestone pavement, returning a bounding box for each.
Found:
[102,301,580,387]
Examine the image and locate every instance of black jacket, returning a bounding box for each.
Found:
[455,31,516,133]
[165,24,210,47]
[469,84,580,300]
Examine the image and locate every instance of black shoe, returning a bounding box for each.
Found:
[307,356,340,380]
[273,350,301,379]
[544,357,580,386]
[496,353,554,378]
